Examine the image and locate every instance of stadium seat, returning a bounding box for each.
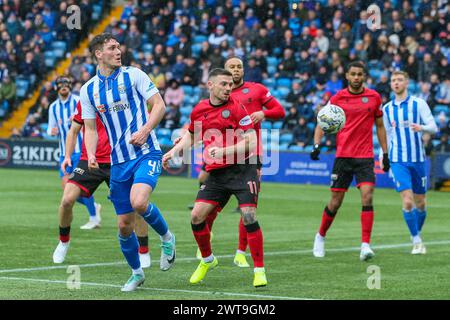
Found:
[289,145,304,152]
[53,48,66,58]
[142,43,153,53]
[277,78,292,88]
[261,122,272,130]
[180,115,189,126]
[279,143,289,151]
[280,133,293,144]
[159,137,173,147]
[307,123,315,131]
[157,128,172,138]
[304,145,314,152]
[181,85,193,96]
[434,105,449,115]
[267,65,277,76]
[277,87,290,98]
[267,56,278,66]
[272,121,283,129]
[16,78,30,98]
[191,43,202,57]
[180,106,192,116]
[193,35,207,44]
[51,41,67,52]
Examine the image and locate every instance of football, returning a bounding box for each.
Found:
[317,104,346,134]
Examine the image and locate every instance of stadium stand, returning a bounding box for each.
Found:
[0,0,449,153]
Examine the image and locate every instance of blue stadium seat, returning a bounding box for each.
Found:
[159,137,173,147]
[16,78,30,98]
[277,87,290,98]
[307,123,315,131]
[53,48,65,58]
[142,43,153,53]
[180,115,189,126]
[181,85,193,96]
[279,143,289,151]
[304,145,314,152]
[434,105,449,115]
[193,35,207,44]
[267,65,277,76]
[289,145,303,151]
[180,106,192,116]
[262,78,275,87]
[51,41,67,52]
[157,128,172,138]
[272,121,283,129]
[267,56,278,66]
[261,122,272,130]
[191,43,202,57]
[280,133,293,144]
[277,78,292,88]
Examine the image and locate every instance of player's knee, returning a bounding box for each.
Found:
[191,209,206,225]
[241,208,257,225]
[60,195,76,210]
[118,219,134,236]
[415,197,426,211]
[361,193,373,206]
[131,198,147,214]
[403,197,414,211]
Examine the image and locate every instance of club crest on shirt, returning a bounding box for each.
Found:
[118,84,126,94]
[362,97,369,103]
[94,93,99,100]
[242,88,249,94]
[96,104,106,113]
[222,109,230,119]
[391,121,396,128]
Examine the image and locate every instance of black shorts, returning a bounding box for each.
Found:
[196,164,259,209]
[330,158,375,191]
[67,160,111,197]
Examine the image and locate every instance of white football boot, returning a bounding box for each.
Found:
[53,241,70,263]
[313,233,325,258]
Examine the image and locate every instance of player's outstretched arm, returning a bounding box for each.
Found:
[61,121,82,174]
[84,118,99,170]
[130,93,166,146]
[162,131,194,170]
[310,124,324,160]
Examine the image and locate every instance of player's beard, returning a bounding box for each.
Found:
[233,75,243,86]
[349,81,363,93]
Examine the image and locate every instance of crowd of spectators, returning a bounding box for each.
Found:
[0,0,108,120]
[7,0,450,153]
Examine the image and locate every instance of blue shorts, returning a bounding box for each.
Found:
[109,153,162,215]
[59,153,81,178]
[390,162,427,194]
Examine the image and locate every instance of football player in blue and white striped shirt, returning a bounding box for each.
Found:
[48,77,101,230]
[80,33,175,292]
[382,71,438,255]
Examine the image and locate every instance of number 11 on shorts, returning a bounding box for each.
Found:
[247,181,258,195]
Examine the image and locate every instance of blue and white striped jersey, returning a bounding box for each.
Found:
[383,95,438,163]
[80,66,161,165]
[47,94,82,156]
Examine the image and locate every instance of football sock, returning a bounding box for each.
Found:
[59,226,70,243]
[319,206,336,237]
[361,206,374,243]
[118,232,141,270]
[238,217,248,252]
[415,208,427,233]
[142,203,168,237]
[77,196,96,217]
[203,254,214,263]
[137,236,149,254]
[245,222,264,268]
[205,207,219,230]
[403,209,419,237]
[192,221,212,258]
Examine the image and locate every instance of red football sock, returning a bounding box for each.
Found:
[192,222,212,258]
[245,222,264,268]
[59,226,70,243]
[361,206,374,243]
[238,217,248,251]
[319,206,337,237]
[205,207,219,231]
[138,246,149,254]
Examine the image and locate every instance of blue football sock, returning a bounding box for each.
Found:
[76,196,96,217]
[119,232,141,270]
[415,208,427,233]
[142,203,168,237]
[403,209,419,237]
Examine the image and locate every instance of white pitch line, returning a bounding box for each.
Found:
[1,239,449,275]
[0,276,311,300]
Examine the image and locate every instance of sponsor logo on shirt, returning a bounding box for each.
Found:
[108,101,130,113]
[239,115,252,126]
[96,104,106,113]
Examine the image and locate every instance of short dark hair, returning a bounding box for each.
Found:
[345,61,367,74]
[89,33,118,57]
[208,68,232,80]
[224,55,243,66]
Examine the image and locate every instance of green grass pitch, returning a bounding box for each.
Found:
[0,168,449,300]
